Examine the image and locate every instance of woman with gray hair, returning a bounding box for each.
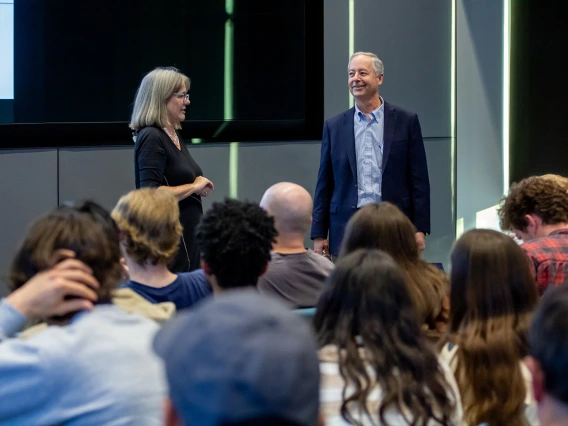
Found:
[130,67,214,272]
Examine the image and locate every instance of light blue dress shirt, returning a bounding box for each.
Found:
[0,300,165,425]
[354,99,385,208]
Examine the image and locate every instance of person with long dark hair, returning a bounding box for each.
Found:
[340,202,449,337]
[130,67,214,272]
[315,249,462,425]
[441,229,539,425]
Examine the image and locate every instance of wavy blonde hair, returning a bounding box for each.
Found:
[129,67,190,131]
[112,188,182,265]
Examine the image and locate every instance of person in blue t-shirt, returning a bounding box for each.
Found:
[112,188,212,310]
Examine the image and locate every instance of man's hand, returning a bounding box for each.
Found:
[415,232,426,252]
[314,238,330,256]
[6,257,100,319]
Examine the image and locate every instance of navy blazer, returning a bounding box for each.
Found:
[311,102,431,256]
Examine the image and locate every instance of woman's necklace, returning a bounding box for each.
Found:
[163,127,181,150]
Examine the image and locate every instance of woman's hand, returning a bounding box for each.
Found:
[193,176,214,197]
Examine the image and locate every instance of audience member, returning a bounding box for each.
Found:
[499,175,568,294]
[258,182,333,308]
[441,229,538,426]
[526,285,568,426]
[0,201,165,425]
[340,202,449,336]
[154,290,322,426]
[195,198,277,292]
[113,188,211,310]
[315,249,462,425]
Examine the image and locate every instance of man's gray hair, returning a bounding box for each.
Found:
[348,52,384,76]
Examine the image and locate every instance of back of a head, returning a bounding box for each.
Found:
[449,228,537,332]
[10,201,123,303]
[339,202,418,262]
[340,203,444,325]
[112,188,182,266]
[315,249,420,343]
[314,249,456,425]
[153,290,320,426]
[449,229,538,425]
[195,198,277,289]
[540,173,568,190]
[499,175,568,231]
[259,182,313,237]
[530,285,568,405]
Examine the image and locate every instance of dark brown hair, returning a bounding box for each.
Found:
[498,175,568,231]
[315,249,457,425]
[449,229,538,425]
[340,202,448,330]
[10,201,123,304]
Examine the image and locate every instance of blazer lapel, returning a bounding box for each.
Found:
[382,102,397,171]
[344,107,357,181]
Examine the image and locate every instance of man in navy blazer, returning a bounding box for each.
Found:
[311,52,430,257]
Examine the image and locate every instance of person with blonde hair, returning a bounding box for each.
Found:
[113,188,211,310]
[131,67,214,272]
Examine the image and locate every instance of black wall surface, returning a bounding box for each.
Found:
[510,1,568,182]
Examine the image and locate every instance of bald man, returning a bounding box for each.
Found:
[259,182,334,308]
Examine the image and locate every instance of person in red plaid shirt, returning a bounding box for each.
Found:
[499,175,568,295]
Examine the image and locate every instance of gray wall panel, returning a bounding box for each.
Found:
[187,143,231,213]
[237,141,321,202]
[0,149,58,296]
[324,0,350,118]
[423,138,454,268]
[58,147,136,211]
[355,0,452,138]
[456,0,504,231]
[238,141,322,247]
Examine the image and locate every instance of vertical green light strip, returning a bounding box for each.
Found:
[226,0,234,15]
[348,0,355,109]
[502,0,511,194]
[451,0,457,233]
[225,4,238,199]
[224,20,234,121]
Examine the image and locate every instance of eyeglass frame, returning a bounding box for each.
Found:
[172,92,190,101]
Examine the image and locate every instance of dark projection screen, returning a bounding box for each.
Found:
[0,0,323,147]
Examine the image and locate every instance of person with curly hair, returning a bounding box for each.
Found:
[195,198,278,292]
[315,249,462,425]
[112,188,212,310]
[441,229,538,426]
[498,175,568,294]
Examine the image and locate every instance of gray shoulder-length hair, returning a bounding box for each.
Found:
[129,67,191,132]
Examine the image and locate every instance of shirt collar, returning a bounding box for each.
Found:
[355,97,384,122]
